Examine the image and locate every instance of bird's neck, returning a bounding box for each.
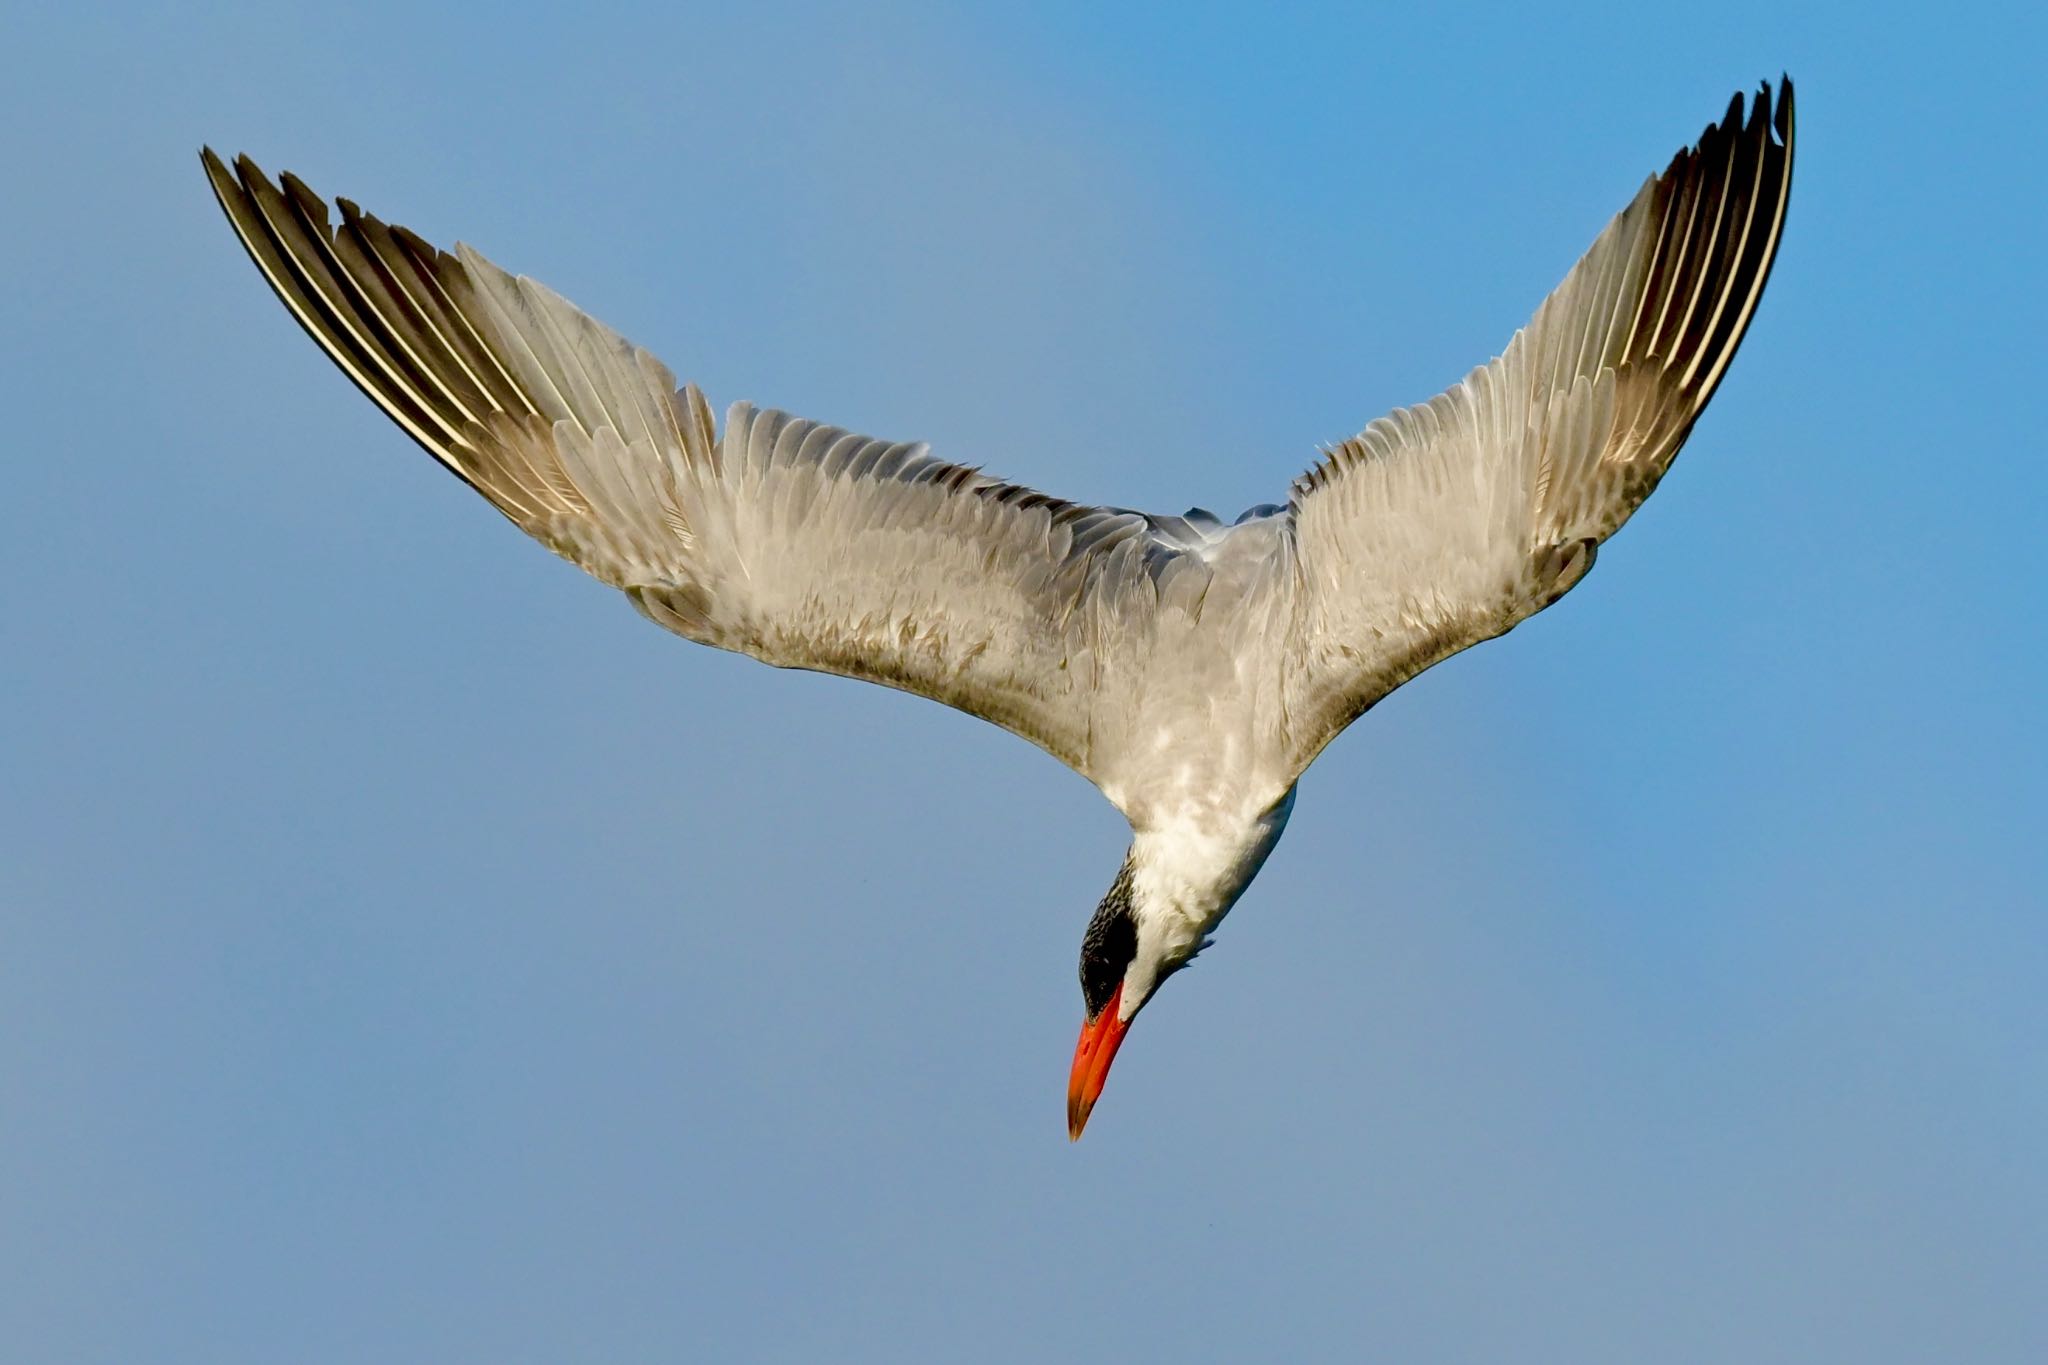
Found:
[1127,786,1297,962]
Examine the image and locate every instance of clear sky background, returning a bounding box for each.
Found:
[4,2,2044,1361]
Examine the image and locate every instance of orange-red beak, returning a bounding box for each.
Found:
[1067,982,1130,1140]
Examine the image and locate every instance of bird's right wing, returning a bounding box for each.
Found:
[1277,81,1794,774]
[202,151,1194,782]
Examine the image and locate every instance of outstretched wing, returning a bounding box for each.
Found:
[201,151,1198,782]
[1278,80,1794,772]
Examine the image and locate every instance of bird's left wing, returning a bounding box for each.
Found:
[1277,81,1794,774]
[202,151,1189,782]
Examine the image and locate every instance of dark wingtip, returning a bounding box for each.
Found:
[277,169,334,229]
[199,146,237,185]
[198,147,246,218]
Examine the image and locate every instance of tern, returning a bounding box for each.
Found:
[204,78,1793,1138]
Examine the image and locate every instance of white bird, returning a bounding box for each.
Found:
[204,79,1793,1138]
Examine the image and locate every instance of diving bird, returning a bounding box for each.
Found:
[203,78,1793,1139]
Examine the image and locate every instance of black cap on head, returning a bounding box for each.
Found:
[1078,862,1137,1019]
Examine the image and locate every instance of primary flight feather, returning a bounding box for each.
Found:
[204,79,1793,1137]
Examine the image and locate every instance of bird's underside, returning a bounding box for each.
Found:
[205,79,1793,1136]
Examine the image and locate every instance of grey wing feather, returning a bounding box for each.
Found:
[200,151,1193,782]
[1277,80,1794,772]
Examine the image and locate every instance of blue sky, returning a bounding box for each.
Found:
[4,2,2045,1360]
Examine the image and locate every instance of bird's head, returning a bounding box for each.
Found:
[1065,791,1298,1139]
[1067,859,1195,1139]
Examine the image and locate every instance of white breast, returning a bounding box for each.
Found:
[1128,785,1299,963]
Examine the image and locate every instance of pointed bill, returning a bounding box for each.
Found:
[1067,984,1130,1140]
